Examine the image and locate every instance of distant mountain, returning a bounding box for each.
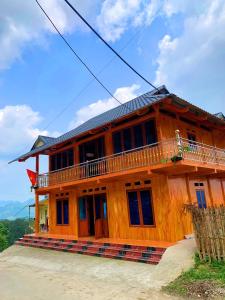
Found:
[0,199,34,220]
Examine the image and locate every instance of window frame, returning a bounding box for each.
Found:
[195,189,207,209]
[50,147,74,171]
[187,132,197,150]
[112,119,157,154]
[127,189,155,228]
[56,198,69,225]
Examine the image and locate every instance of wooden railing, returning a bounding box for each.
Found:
[38,136,225,188]
[180,138,225,165]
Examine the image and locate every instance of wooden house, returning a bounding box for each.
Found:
[12,86,225,245]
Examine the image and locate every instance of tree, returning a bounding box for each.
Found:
[0,223,9,252]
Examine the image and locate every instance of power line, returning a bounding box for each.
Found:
[35,0,133,114]
[13,199,34,218]
[41,25,148,131]
[63,0,159,91]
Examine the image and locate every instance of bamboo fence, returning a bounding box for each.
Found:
[186,205,225,261]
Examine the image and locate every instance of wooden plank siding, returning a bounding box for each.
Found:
[40,110,224,242]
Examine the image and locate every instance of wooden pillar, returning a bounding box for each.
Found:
[206,177,214,206]
[35,155,40,234]
[154,105,163,141]
[105,126,113,156]
[74,145,79,164]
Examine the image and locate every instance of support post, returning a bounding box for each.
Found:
[35,155,39,234]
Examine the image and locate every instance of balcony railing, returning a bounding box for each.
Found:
[38,136,225,188]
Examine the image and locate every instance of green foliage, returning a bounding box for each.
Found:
[163,253,225,297]
[0,223,9,252]
[0,219,33,252]
[182,145,192,152]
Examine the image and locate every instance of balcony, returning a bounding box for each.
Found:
[38,137,225,189]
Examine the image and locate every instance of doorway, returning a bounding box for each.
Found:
[78,193,109,239]
[79,137,105,178]
[79,137,105,163]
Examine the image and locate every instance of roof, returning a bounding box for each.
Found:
[9,85,225,163]
[29,198,48,208]
[31,135,56,151]
[214,112,225,120]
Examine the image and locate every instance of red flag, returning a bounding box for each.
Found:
[26,169,37,186]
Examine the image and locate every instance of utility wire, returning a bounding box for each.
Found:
[13,199,34,218]
[41,25,148,131]
[63,0,159,91]
[36,0,133,114]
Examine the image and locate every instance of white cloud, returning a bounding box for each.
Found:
[155,0,225,112]
[0,105,57,155]
[69,84,140,128]
[96,0,194,43]
[97,0,143,42]
[0,104,58,202]
[96,0,206,43]
[0,0,98,70]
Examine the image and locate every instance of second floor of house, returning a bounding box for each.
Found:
[11,86,225,190]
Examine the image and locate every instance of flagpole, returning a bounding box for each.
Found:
[35,155,39,234]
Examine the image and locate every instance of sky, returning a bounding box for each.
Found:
[0,0,225,203]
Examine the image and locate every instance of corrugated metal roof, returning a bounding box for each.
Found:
[9,85,224,163]
[10,86,168,163]
[214,112,225,120]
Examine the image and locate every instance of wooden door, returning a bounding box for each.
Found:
[78,196,89,236]
[94,194,109,238]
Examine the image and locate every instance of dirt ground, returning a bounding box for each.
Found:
[0,245,189,300]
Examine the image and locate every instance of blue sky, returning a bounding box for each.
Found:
[0,0,225,202]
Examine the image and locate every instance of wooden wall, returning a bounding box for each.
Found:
[187,177,225,206]
[45,113,224,242]
[157,113,215,144]
[48,190,78,236]
[106,175,193,242]
[47,174,224,242]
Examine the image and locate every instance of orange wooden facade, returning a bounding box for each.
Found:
[32,103,225,243]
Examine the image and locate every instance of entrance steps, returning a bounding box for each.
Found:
[15,235,167,265]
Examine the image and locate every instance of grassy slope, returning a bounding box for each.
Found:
[163,255,225,298]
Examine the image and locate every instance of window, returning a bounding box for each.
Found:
[56,199,69,225]
[103,199,107,219]
[123,128,132,151]
[113,131,122,153]
[128,191,140,225]
[95,195,101,220]
[140,190,154,225]
[113,119,157,154]
[187,132,197,149]
[50,148,74,171]
[196,190,207,208]
[79,197,86,220]
[194,182,204,187]
[134,124,144,148]
[145,120,157,145]
[127,189,154,226]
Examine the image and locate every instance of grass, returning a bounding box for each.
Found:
[163,254,225,298]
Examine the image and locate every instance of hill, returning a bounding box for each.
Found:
[0,200,34,220]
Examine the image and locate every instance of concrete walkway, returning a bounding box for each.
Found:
[0,240,196,300]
